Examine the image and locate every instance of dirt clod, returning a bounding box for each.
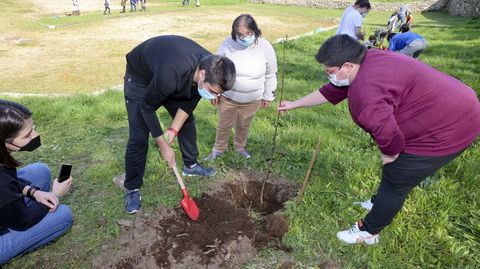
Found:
[94,169,298,268]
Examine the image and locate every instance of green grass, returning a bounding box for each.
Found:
[1,7,480,269]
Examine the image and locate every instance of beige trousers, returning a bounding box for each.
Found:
[213,96,261,152]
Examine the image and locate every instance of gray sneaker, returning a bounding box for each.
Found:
[182,163,216,177]
[125,189,141,214]
[236,148,251,159]
[203,150,224,161]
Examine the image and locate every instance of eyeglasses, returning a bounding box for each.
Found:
[236,32,253,40]
[207,88,222,97]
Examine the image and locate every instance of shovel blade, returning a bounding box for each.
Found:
[181,197,199,221]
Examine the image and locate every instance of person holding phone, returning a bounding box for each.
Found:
[0,100,73,264]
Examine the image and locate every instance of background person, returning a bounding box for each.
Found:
[278,35,480,245]
[115,35,236,214]
[205,14,277,160]
[103,0,111,14]
[336,0,370,36]
[120,0,127,13]
[336,1,371,40]
[0,100,73,264]
[388,25,427,58]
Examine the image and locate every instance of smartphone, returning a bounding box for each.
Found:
[58,164,72,183]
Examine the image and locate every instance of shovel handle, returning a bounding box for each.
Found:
[172,166,186,190]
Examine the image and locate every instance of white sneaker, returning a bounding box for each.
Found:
[353,198,374,211]
[337,221,379,245]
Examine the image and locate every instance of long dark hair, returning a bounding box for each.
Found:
[0,100,32,167]
[231,14,262,43]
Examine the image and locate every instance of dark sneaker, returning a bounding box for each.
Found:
[236,148,251,159]
[125,189,141,214]
[182,163,216,177]
[113,173,127,191]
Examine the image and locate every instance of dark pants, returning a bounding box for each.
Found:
[363,150,465,234]
[123,75,199,190]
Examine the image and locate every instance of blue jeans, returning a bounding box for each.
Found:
[0,163,73,264]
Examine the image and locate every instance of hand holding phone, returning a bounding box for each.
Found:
[57,164,72,183]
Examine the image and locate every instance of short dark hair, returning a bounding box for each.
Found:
[199,55,236,91]
[400,24,410,33]
[354,0,369,5]
[387,33,396,41]
[358,1,371,9]
[0,100,32,167]
[315,35,367,67]
[231,14,262,42]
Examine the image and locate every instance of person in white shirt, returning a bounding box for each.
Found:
[337,1,371,40]
[336,0,370,35]
[205,14,277,160]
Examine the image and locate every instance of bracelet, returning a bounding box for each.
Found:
[26,187,34,198]
[30,188,38,201]
[167,127,179,136]
[26,186,39,201]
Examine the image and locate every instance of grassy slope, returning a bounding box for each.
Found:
[1,5,479,269]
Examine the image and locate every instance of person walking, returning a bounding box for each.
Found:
[130,0,137,12]
[279,35,480,245]
[103,0,111,14]
[120,0,127,13]
[114,35,236,214]
[205,14,277,160]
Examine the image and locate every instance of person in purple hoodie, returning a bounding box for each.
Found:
[279,34,480,245]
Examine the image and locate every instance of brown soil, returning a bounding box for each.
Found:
[93,169,298,268]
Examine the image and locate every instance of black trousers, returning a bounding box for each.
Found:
[363,149,465,234]
[123,75,199,190]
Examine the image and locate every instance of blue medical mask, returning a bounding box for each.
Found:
[198,87,217,100]
[236,34,256,47]
[362,12,369,18]
[327,66,350,87]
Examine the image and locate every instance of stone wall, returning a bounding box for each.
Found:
[249,0,480,16]
[447,0,480,16]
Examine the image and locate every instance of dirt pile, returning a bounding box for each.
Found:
[93,169,298,268]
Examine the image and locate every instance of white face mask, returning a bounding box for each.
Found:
[327,66,350,87]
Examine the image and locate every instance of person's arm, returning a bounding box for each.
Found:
[354,14,365,40]
[279,82,348,112]
[262,41,278,105]
[164,108,190,144]
[0,199,49,231]
[357,103,405,156]
[279,89,329,112]
[388,36,397,51]
[140,68,178,140]
[355,26,365,40]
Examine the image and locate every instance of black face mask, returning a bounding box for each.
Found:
[10,135,41,152]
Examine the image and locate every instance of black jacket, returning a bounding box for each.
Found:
[0,166,49,235]
[125,35,211,138]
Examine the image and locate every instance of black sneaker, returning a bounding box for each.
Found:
[125,189,141,214]
[182,163,216,177]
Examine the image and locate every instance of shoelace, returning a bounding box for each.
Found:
[349,223,362,234]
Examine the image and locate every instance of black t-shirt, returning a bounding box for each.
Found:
[125,35,211,138]
[0,166,49,235]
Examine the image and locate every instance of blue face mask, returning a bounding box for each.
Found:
[236,34,256,47]
[198,87,217,100]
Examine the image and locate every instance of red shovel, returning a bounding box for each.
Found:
[172,166,199,221]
